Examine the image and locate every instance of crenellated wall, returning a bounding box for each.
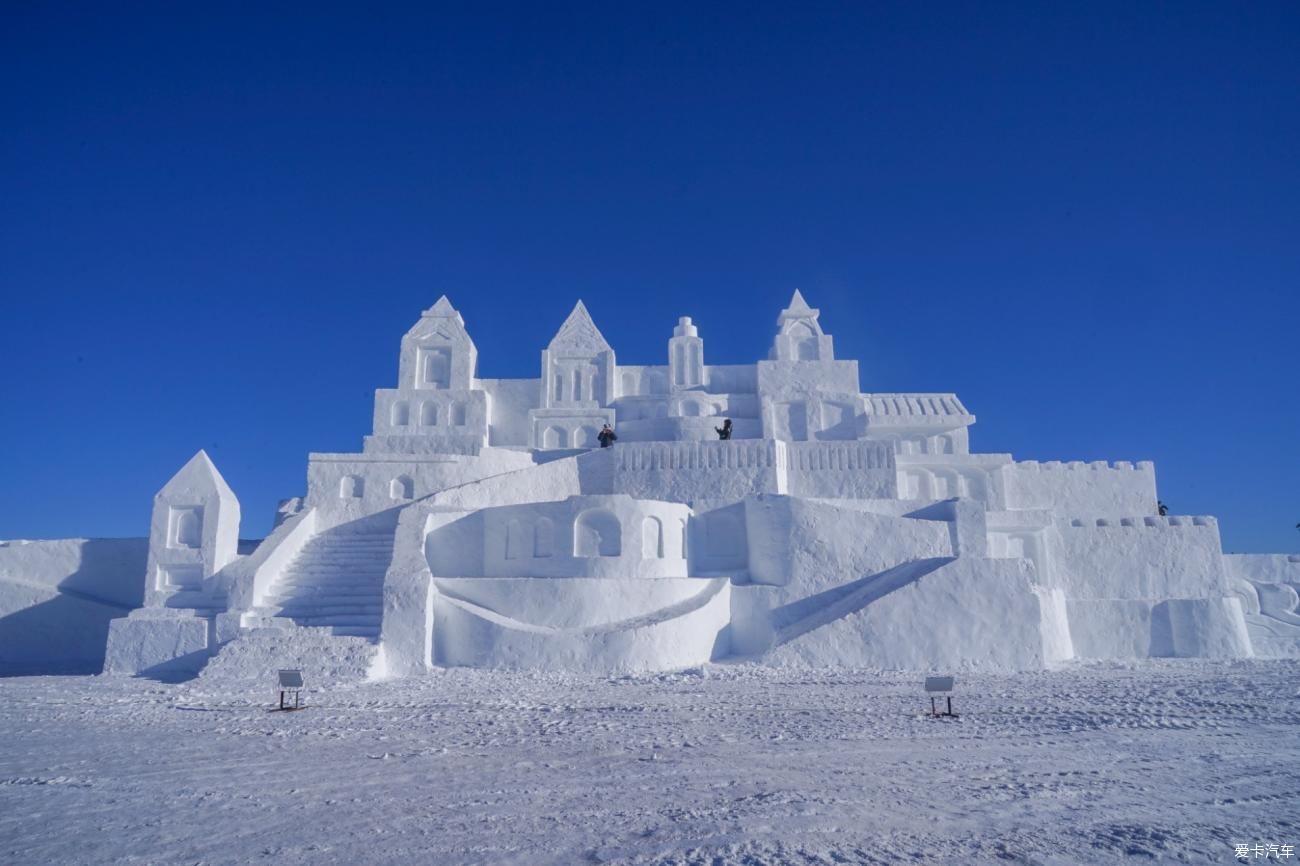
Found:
[1049,515,1228,600]
[1000,459,1157,516]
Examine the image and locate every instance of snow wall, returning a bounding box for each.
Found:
[0,538,147,674]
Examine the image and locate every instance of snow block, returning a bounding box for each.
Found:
[1000,460,1156,515]
[1051,518,1229,599]
[199,626,379,686]
[767,557,1047,670]
[744,495,953,591]
[1067,597,1251,659]
[102,609,211,679]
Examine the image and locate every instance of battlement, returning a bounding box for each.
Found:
[1012,460,1154,472]
[1066,516,1218,529]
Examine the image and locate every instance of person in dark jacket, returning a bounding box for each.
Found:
[715,419,733,440]
[597,424,617,448]
[1157,501,1169,517]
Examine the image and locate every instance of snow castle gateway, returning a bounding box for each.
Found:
[30,291,1295,679]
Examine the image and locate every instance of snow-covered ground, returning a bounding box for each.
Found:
[1,662,1297,865]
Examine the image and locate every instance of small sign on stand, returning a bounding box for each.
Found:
[924,675,957,718]
[277,669,304,711]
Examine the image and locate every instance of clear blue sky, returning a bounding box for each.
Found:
[2,3,1296,552]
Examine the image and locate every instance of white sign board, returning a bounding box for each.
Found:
[924,676,954,693]
[278,669,304,689]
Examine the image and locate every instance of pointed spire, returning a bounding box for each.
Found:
[422,294,464,325]
[777,288,820,324]
[158,450,236,501]
[548,300,612,353]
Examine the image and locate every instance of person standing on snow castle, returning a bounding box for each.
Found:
[597,424,617,448]
[715,418,733,440]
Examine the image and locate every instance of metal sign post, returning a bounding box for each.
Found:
[277,669,304,711]
[923,675,957,718]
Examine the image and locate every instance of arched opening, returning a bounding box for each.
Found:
[391,401,410,426]
[543,426,569,449]
[554,373,565,402]
[903,469,933,500]
[173,508,201,549]
[681,400,701,417]
[789,321,819,361]
[931,472,953,499]
[578,426,599,448]
[505,518,525,560]
[339,475,364,499]
[574,508,621,557]
[621,371,637,396]
[420,401,438,426]
[533,517,554,558]
[642,516,664,559]
[451,403,467,426]
[389,475,413,500]
[423,348,451,389]
[679,518,689,560]
[572,369,584,401]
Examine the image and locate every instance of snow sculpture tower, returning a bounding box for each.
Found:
[366,295,489,455]
[758,290,864,441]
[770,289,834,362]
[103,450,237,676]
[529,301,617,449]
[144,450,240,607]
[668,316,704,390]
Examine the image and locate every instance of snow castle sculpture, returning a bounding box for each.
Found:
[94,291,1300,680]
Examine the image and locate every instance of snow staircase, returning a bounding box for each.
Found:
[255,526,396,641]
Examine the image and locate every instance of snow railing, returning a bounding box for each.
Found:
[222,507,319,614]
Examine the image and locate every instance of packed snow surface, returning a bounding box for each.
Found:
[1,662,1297,865]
